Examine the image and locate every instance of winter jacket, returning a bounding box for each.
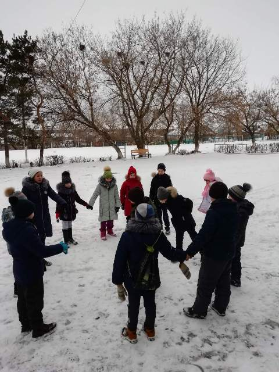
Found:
[120,176,143,217]
[2,218,63,286]
[186,199,238,261]
[89,176,121,222]
[112,217,187,290]
[56,183,87,221]
[150,173,172,206]
[235,199,254,247]
[164,187,196,231]
[22,177,66,240]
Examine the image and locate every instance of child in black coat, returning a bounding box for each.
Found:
[157,186,197,249]
[56,171,92,245]
[228,183,254,287]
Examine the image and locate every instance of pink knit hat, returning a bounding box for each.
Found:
[203,169,216,182]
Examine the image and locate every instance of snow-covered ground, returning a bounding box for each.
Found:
[0,147,278,372]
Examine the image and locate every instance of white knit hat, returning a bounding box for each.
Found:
[28,168,41,179]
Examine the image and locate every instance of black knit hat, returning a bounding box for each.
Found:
[128,187,144,205]
[229,183,252,202]
[62,171,72,184]
[209,182,228,200]
[157,163,166,171]
[9,196,35,218]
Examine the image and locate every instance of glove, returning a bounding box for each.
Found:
[86,204,93,210]
[56,212,60,223]
[117,284,127,302]
[121,204,125,210]
[60,241,69,254]
[179,262,191,280]
[115,207,120,213]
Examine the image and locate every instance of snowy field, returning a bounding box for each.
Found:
[0,146,279,372]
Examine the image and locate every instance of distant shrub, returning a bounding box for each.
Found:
[69,156,95,163]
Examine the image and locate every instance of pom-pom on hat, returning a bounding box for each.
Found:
[157,163,166,171]
[209,181,228,200]
[203,169,215,182]
[28,168,41,179]
[135,203,155,220]
[62,171,72,184]
[103,166,113,179]
[9,196,35,219]
[229,183,252,202]
[157,186,170,201]
[5,187,27,200]
[128,187,144,205]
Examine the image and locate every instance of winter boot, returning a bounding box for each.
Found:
[107,229,117,237]
[121,327,138,344]
[211,304,226,317]
[32,322,57,338]
[21,324,32,333]
[62,229,70,244]
[100,230,107,241]
[231,279,241,287]
[183,307,207,319]
[165,227,170,235]
[143,327,155,341]
[68,228,78,245]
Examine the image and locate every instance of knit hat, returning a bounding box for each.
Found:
[28,168,41,179]
[128,187,144,205]
[209,181,228,199]
[128,166,137,177]
[135,203,155,220]
[203,169,216,182]
[4,187,27,200]
[103,166,113,179]
[9,196,35,218]
[229,183,252,202]
[157,186,170,200]
[157,163,166,171]
[62,171,72,184]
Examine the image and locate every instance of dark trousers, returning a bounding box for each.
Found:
[100,220,114,232]
[17,278,44,329]
[193,256,232,314]
[157,204,170,229]
[127,289,156,331]
[231,245,241,281]
[175,226,197,250]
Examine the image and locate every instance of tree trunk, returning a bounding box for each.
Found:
[164,132,172,154]
[111,142,123,159]
[39,142,44,166]
[22,104,28,163]
[3,122,10,168]
[194,118,200,152]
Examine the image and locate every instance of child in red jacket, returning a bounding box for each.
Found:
[120,166,143,221]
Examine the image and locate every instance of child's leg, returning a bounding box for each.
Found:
[100,221,107,239]
[24,278,44,330]
[127,290,141,331]
[175,227,184,249]
[107,220,116,236]
[231,245,242,283]
[142,290,156,330]
[16,282,30,329]
[162,205,170,230]
[62,221,70,243]
[68,221,77,244]
[213,261,232,313]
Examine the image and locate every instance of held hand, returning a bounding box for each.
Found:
[117,284,127,302]
[60,241,69,254]
[179,262,191,280]
[186,254,191,261]
[115,207,120,213]
[56,212,60,223]
[86,204,93,210]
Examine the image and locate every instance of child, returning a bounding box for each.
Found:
[157,186,197,249]
[127,187,157,219]
[150,163,172,234]
[56,171,92,245]
[228,183,254,287]
[112,203,188,343]
[184,182,238,318]
[22,168,67,244]
[88,166,121,240]
[2,197,69,338]
[198,169,219,214]
[120,166,143,221]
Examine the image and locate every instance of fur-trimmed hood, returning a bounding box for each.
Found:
[125,174,141,182]
[99,176,116,189]
[56,182,76,194]
[22,177,49,191]
[126,217,162,234]
[151,172,157,178]
[166,186,178,198]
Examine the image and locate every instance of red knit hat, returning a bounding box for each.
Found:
[128,166,137,177]
[203,169,215,182]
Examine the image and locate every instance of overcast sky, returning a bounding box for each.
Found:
[1,0,278,88]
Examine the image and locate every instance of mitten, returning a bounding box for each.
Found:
[60,241,69,254]
[86,204,93,210]
[56,212,60,223]
[115,207,120,213]
[179,262,191,279]
[121,204,125,210]
[117,284,127,302]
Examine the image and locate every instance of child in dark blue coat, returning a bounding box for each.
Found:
[112,203,188,344]
[2,197,69,338]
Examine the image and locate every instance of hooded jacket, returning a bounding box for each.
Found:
[120,167,143,217]
[56,183,87,221]
[89,176,121,222]
[235,199,254,247]
[112,217,187,290]
[2,218,63,286]
[22,177,66,240]
[150,172,172,206]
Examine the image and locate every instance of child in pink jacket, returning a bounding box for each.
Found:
[198,169,220,214]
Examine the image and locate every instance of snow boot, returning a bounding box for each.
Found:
[121,327,137,344]
[32,322,57,338]
[183,307,206,319]
[165,227,170,235]
[143,327,155,341]
[211,304,226,317]
[231,279,241,287]
[62,229,70,244]
[68,228,78,245]
[21,324,32,333]
[101,230,107,241]
[107,229,117,237]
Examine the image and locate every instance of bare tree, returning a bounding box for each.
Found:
[260,78,279,135]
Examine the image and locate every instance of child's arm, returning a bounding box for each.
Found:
[120,182,126,207]
[112,232,129,285]
[114,185,121,208]
[48,185,67,205]
[74,191,88,206]
[88,184,101,207]
[158,233,187,262]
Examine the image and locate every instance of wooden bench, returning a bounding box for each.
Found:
[131,149,152,159]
